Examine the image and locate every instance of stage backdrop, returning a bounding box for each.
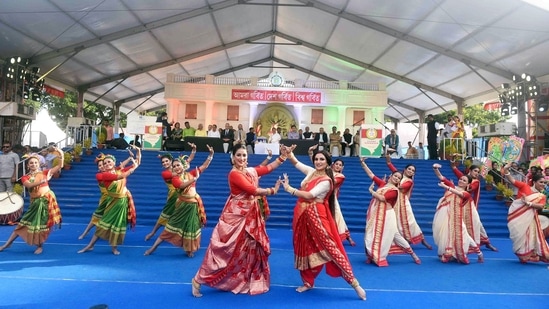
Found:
[126,114,162,150]
[358,124,383,157]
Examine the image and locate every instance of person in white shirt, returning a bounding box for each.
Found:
[207,124,220,138]
[268,127,281,143]
[417,142,425,160]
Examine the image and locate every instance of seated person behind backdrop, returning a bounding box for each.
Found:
[287,125,299,139]
[129,135,142,148]
[329,126,342,155]
[111,133,131,149]
[314,127,328,149]
[171,122,183,140]
[384,129,399,156]
[405,141,418,159]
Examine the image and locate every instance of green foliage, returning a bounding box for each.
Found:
[484,174,494,184]
[73,144,82,156]
[83,139,91,149]
[40,90,128,130]
[13,183,24,196]
[428,104,510,138]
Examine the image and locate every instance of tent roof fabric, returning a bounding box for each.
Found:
[1,0,548,121]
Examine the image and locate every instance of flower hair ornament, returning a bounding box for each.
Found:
[94,153,107,164]
[178,155,190,170]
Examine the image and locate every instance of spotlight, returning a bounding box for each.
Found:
[510,104,518,115]
[538,96,549,112]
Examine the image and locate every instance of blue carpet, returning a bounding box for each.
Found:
[1,223,548,309]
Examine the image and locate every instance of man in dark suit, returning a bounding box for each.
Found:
[246,127,256,154]
[157,112,173,150]
[221,123,235,153]
[314,127,328,150]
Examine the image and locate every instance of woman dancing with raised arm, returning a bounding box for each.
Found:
[360,158,421,266]
[191,143,286,297]
[432,163,484,264]
[79,149,139,240]
[281,148,365,300]
[385,155,431,249]
[145,145,213,257]
[145,143,196,241]
[78,154,139,255]
[0,149,64,255]
[502,162,549,263]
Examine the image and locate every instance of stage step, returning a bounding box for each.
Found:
[44,149,510,238]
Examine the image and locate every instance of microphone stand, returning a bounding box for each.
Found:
[374,118,391,131]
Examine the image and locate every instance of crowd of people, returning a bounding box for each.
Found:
[156,115,362,157]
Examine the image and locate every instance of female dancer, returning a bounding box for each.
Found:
[280,149,365,300]
[432,163,484,264]
[191,143,286,297]
[308,144,355,246]
[361,158,421,266]
[451,161,498,251]
[78,154,139,255]
[385,155,431,249]
[145,145,213,257]
[502,162,549,263]
[78,153,107,239]
[145,144,196,241]
[78,150,139,240]
[0,150,64,254]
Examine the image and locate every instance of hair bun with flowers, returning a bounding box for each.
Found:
[177,155,189,169]
[94,153,107,164]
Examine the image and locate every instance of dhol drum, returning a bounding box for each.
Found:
[0,192,24,225]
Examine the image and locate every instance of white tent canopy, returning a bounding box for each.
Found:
[1,0,548,121]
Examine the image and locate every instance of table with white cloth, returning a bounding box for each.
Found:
[254,143,280,155]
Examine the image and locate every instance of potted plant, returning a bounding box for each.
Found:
[97,132,107,149]
[52,157,61,178]
[73,144,82,162]
[484,174,494,191]
[83,139,93,155]
[13,183,24,196]
[63,152,73,170]
[96,126,107,149]
[494,182,506,201]
[502,187,514,206]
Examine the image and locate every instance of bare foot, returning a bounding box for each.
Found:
[78,233,87,240]
[144,248,154,256]
[412,253,421,265]
[112,248,120,255]
[422,240,433,250]
[192,278,203,297]
[187,251,194,258]
[296,285,312,293]
[78,246,94,253]
[144,233,154,241]
[486,243,498,252]
[0,245,9,252]
[354,285,367,300]
[478,253,484,263]
[34,247,43,255]
[348,237,356,247]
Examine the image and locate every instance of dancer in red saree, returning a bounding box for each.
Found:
[191,143,286,297]
[503,162,549,263]
[281,149,366,300]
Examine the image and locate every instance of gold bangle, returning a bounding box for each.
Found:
[292,188,297,196]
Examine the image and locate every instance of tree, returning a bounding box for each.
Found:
[434,104,510,137]
[40,91,127,129]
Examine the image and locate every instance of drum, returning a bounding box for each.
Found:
[0,192,24,225]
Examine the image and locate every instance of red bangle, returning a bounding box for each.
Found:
[277,157,286,163]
